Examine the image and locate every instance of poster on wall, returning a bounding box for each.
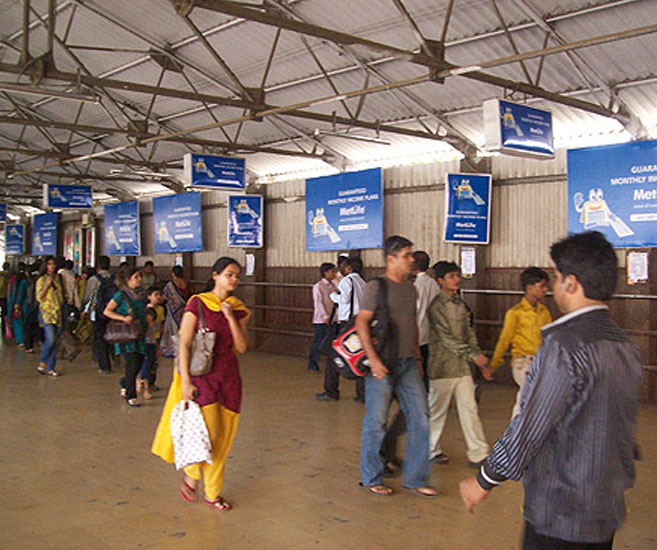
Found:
[104,201,141,256]
[183,153,246,189]
[567,139,657,248]
[5,224,25,255]
[483,98,554,158]
[305,167,383,252]
[152,192,203,253]
[32,212,58,256]
[228,195,263,248]
[43,184,93,209]
[444,173,492,244]
[0,203,6,223]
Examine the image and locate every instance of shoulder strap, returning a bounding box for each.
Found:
[120,290,135,316]
[196,297,207,332]
[374,277,389,316]
[348,276,355,319]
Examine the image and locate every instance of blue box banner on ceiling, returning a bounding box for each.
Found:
[184,153,246,189]
[152,192,203,253]
[5,224,25,255]
[444,173,492,244]
[104,201,141,256]
[0,203,6,223]
[228,195,263,248]
[32,212,58,256]
[567,139,657,248]
[306,168,383,252]
[44,184,93,209]
[484,98,554,158]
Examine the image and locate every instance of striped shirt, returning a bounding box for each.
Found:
[477,306,642,543]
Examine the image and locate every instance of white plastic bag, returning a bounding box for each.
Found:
[170,400,213,470]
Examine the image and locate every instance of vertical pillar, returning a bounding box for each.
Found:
[246,184,266,350]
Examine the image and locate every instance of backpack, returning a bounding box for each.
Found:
[92,273,118,322]
[328,277,395,380]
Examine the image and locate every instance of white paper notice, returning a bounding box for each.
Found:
[246,253,255,277]
[461,247,476,277]
[627,251,648,285]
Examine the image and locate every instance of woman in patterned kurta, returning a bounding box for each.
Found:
[159,266,191,357]
[35,256,64,376]
[152,257,249,511]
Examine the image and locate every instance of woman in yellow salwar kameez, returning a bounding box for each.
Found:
[152,257,249,511]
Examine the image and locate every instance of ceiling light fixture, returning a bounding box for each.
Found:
[316,130,392,146]
[0,82,101,104]
[108,168,177,179]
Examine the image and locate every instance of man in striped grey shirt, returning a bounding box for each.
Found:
[460,231,643,549]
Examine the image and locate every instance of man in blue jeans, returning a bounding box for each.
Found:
[356,235,437,497]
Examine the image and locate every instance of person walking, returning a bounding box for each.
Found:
[490,267,552,418]
[8,262,28,347]
[160,265,192,357]
[426,261,491,467]
[83,256,115,374]
[0,261,11,339]
[357,236,437,498]
[23,265,40,354]
[460,231,643,550]
[152,257,250,512]
[307,262,337,372]
[57,258,81,362]
[141,260,158,290]
[35,256,64,377]
[103,266,147,407]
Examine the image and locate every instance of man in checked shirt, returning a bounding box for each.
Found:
[460,231,643,550]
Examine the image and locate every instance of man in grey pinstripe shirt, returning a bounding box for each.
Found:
[460,231,643,550]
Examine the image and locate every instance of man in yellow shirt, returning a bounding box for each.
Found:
[490,267,551,418]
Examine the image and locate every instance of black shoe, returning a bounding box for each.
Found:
[315,392,338,401]
[353,396,365,403]
[468,459,486,468]
[430,453,450,465]
[125,397,141,407]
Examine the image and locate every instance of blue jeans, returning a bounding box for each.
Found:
[307,323,330,370]
[140,343,158,384]
[40,323,62,372]
[360,357,430,488]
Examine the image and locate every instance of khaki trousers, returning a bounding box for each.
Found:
[511,355,534,419]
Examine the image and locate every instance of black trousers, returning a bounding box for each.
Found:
[322,359,365,400]
[93,321,112,372]
[120,351,144,400]
[23,315,39,350]
[523,523,613,550]
[0,298,6,337]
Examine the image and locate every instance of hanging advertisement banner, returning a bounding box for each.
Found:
[567,139,657,248]
[444,173,492,244]
[32,212,58,256]
[306,167,383,252]
[183,153,246,190]
[227,195,263,248]
[483,98,554,159]
[43,183,93,209]
[104,201,141,256]
[152,192,203,253]
[5,224,25,255]
[0,203,6,223]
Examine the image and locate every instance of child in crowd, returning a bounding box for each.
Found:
[138,287,165,399]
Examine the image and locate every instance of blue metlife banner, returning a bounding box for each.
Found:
[104,201,141,256]
[0,203,6,223]
[444,173,492,244]
[568,140,657,248]
[183,153,246,189]
[5,224,25,255]
[44,184,93,209]
[483,98,554,158]
[152,192,203,253]
[32,212,58,256]
[306,168,383,252]
[228,195,263,248]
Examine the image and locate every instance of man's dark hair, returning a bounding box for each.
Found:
[145,260,154,267]
[2,262,9,270]
[98,255,110,270]
[384,235,413,258]
[550,231,617,301]
[55,255,66,270]
[320,262,335,278]
[171,265,185,279]
[433,261,460,280]
[413,250,430,272]
[521,267,549,291]
[346,256,363,274]
[146,286,160,296]
[337,253,349,266]
[64,259,74,271]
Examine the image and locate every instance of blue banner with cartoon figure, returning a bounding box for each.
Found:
[228,195,263,248]
[568,140,657,248]
[152,192,203,253]
[305,168,383,252]
[5,224,25,255]
[32,212,58,256]
[444,173,492,244]
[183,153,245,189]
[44,184,93,209]
[104,201,141,256]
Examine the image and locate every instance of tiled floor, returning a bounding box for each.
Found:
[1,342,656,550]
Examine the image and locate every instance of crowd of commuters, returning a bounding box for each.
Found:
[1,230,644,547]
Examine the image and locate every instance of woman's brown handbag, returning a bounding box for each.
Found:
[175,301,216,377]
[104,291,143,344]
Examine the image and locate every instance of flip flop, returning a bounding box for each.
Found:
[403,486,440,499]
[204,496,232,511]
[359,482,393,496]
[180,474,198,503]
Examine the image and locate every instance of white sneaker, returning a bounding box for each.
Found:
[48,371,59,378]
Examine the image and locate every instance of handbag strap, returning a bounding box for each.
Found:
[196,297,209,333]
[120,290,136,317]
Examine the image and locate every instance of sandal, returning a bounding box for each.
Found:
[204,496,232,511]
[403,486,440,499]
[359,482,393,496]
[180,474,198,503]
